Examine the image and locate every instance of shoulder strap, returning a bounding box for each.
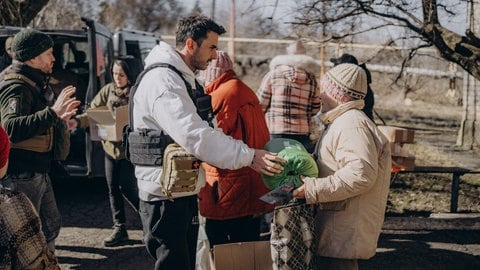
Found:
[0,73,38,122]
[128,63,210,129]
[0,73,37,95]
[3,73,37,89]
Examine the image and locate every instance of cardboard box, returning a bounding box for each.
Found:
[213,241,272,270]
[88,119,101,141]
[378,125,415,143]
[392,155,416,171]
[86,105,128,142]
[390,142,412,157]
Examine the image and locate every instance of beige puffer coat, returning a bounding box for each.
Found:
[304,100,391,259]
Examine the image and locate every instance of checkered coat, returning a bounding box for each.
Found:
[0,189,60,269]
[257,54,321,135]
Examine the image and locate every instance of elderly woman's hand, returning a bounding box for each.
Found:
[293,176,306,199]
[293,184,305,199]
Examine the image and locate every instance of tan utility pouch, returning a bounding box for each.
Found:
[160,143,201,200]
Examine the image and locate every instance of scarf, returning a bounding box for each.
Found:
[317,99,365,126]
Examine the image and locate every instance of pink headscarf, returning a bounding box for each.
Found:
[198,51,233,86]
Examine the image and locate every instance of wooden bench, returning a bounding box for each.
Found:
[392,166,480,213]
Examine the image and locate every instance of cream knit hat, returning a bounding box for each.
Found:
[321,63,367,101]
[198,50,233,85]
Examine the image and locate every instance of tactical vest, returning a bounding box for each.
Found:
[0,73,54,153]
[123,63,214,166]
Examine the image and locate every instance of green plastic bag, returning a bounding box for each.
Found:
[263,139,319,190]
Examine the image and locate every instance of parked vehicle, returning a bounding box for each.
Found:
[113,28,159,60]
[0,18,160,178]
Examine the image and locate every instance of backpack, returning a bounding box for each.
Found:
[123,63,213,200]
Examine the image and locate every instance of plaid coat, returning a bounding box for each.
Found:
[0,189,60,269]
[257,54,321,135]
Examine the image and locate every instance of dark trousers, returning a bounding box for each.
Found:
[104,154,139,225]
[205,215,261,247]
[270,134,314,153]
[139,195,199,270]
[317,257,358,270]
[2,172,61,250]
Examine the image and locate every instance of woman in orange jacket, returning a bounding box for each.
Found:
[197,51,274,247]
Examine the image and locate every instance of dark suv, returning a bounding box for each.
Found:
[0,18,160,178]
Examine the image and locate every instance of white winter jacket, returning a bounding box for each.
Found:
[305,100,391,259]
[133,42,254,201]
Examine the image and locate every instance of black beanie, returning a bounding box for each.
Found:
[11,29,54,62]
[330,53,358,66]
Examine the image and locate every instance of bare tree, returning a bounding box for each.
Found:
[97,0,184,33]
[293,0,480,81]
[97,1,128,31]
[292,0,480,149]
[1,0,50,26]
[33,0,82,29]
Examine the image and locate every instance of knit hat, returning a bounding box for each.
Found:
[286,40,306,55]
[11,29,54,62]
[321,63,367,101]
[330,53,358,66]
[0,126,10,169]
[198,50,233,85]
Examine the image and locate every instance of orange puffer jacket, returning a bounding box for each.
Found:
[198,70,274,219]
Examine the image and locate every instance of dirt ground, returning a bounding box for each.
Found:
[52,177,480,270]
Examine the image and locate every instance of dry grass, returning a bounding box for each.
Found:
[380,106,480,216]
[387,172,480,215]
[237,51,479,216]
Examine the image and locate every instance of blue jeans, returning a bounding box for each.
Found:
[2,172,62,249]
[139,196,199,270]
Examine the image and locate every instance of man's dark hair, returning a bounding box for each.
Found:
[175,15,226,49]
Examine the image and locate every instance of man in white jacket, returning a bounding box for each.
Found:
[133,15,284,270]
[294,63,391,270]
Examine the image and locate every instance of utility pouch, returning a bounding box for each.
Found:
[160,143,201,200]
[124,128,173,166]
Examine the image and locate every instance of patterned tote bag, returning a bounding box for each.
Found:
[270,199,317,270]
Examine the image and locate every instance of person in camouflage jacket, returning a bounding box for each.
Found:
[0,29,79,253]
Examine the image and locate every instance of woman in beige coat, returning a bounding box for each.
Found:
[294,63,391,270]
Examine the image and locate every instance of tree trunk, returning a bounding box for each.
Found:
[457,1,480,150]
[0,0,50,26]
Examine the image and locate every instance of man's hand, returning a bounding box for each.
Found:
[249,149,285,176]
[51,85,81,121]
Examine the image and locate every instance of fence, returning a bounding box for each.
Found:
[162,35,463,79]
